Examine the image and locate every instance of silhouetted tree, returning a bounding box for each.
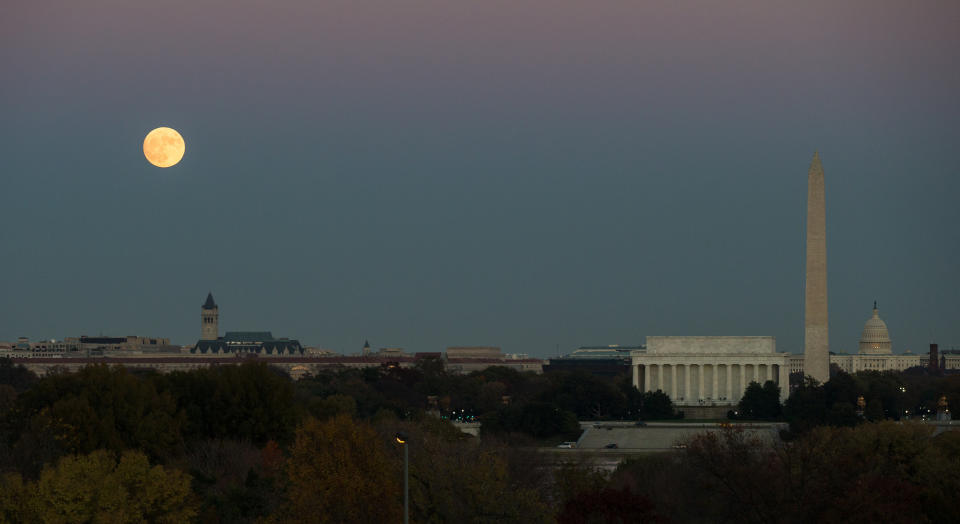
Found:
[737,381,781,420]
[0,360,37,393]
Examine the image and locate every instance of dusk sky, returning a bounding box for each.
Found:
[2,1,958,355]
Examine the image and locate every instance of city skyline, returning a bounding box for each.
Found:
[3,1,958,356]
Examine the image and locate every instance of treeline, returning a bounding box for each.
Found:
[294,359,677,438]
[571,422,960,523]
[783,370,960,434]
[734,369,960,431]
[4,358,959,522]
[0,359,674,522]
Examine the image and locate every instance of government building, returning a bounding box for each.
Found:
[191,293,305,356]
[631,336,790,417]
[790,303,924,376]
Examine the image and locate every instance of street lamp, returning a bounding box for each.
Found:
[395,432,409,524]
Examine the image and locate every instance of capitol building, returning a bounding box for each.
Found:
[789,303,923,375]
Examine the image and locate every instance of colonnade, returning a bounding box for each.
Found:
[631,362,787,405]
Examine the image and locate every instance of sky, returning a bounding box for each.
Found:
[2,0,958,356]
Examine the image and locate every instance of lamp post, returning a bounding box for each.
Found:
[395,432,409,524]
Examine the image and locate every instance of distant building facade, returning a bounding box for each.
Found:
[0,335,179,357]
[544,345,641,378]
[444,346,543,374]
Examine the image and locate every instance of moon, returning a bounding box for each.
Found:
[143,127,185,168]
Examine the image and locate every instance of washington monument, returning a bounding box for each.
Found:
[804,152,830,383]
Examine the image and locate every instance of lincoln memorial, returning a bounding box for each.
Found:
[631,336,790,410]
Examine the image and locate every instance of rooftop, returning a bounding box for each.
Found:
[223,332,274,342]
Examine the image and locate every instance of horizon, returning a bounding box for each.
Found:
[3,0,958,356]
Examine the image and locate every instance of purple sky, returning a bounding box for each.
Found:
[2,1,958,355]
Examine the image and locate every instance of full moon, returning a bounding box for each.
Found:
[143,127,185,168]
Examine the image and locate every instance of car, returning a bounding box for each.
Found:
[556,442,576,449]
[634,421,648,427]
[604,443,619,449]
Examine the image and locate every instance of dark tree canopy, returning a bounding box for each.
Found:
[736,381,782,420]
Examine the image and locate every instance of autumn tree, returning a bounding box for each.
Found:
[280,415,401,523]
[396,424,551,523]
[0,449,195,523]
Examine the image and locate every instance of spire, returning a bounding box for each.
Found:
[809,151,823,176]
[873,300,878,310]
[203,292,217,310]
[363,340,370,348]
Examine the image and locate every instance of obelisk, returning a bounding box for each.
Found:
[804,152,830,383]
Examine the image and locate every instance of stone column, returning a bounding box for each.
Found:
[633,364,640,389]
[778,362,790,402]
[739,364,746,400]
[726,364,733,401]
[643,365,651,393]
[657,364,664,392]
[712,365,719,400]
[671,364,678,400]
[698,365,704,401]
[684,365,691,401]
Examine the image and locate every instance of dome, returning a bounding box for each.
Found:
[859,302,892,354]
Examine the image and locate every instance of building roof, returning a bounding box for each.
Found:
[202,293,217,310]
[577,345,646,350]
[194,337,302,355]
[567,345,643,359]
[224,332,274,342]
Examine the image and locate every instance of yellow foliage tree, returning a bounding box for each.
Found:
[0,450,195,523]
[282,415,401,524]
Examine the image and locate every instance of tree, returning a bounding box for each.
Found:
[865,398,885,421]
[540,370,627,419]
[784,374,863,434]
[280,415,401,523]
[680,427,787,523]
[0,450,195,523]
[406,433,551,523]
[306,393,357,420]
[187,439,283,523]
[558,486,661,524]
[637,391,675,420]
[737,381,781,420]
[479,402,580,440]
[0,359,37,393]
[157,361,296,444]
[9,365,184,473]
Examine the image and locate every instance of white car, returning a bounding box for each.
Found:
[556,442,576,449]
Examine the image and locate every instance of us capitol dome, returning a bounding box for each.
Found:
[858,302,892,355]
